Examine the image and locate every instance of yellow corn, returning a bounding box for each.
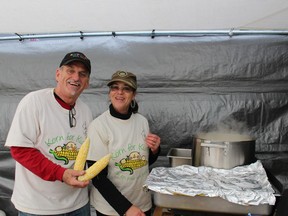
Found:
[78,153,111,181]
[73,137,90,171]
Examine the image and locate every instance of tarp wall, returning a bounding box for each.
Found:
[1,34,288,215]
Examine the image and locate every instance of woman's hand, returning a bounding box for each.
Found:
[125,205,145,216]
[146,133,161,154]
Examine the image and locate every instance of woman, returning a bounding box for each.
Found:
[87,70,161,216]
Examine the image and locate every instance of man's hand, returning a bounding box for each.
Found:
[62,169,89,188]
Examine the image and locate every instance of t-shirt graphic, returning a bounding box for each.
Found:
[49,141,78,165]
[115,151,148,175]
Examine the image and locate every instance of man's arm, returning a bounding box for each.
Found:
[10,146,89,187]
[11,146,65,181]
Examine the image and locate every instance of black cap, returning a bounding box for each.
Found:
[60,52,91,74]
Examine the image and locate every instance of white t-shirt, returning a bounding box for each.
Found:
[5,88,93,215]
[87,110,152,215]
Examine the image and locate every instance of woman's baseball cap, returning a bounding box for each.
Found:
[107,70,137,90]
[60,52,91,74]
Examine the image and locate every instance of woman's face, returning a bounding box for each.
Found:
[109,81,136,114]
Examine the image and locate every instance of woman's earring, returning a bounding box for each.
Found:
[131,100,136,109]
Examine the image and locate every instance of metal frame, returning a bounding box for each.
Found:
[1,29,288,41]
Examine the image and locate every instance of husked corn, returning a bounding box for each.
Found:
[78,153,111,181]
[74,137,90,171]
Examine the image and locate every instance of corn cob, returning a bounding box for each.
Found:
[78,153,111,181]
[73,137,90,171]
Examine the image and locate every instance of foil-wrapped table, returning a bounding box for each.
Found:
[145,161,276,215]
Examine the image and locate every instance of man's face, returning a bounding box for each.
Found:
[55,61,90,104]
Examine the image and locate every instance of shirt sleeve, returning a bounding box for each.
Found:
[87,160,132,215]
[10,146,66,181]
[149,145,161,165]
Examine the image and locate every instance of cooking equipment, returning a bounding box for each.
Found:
[192,132,256,169]
[152,192,273,215]
[147,161,277,216]
[167,148,192,167]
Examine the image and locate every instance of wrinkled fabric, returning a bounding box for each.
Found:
[145,161,276,206]
[1,34,288,214]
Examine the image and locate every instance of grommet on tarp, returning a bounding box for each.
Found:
[112,31,116,37]
[151,29,155,39]
[79,31,84,40]
[229,28,234,37]
[15,33,23,41]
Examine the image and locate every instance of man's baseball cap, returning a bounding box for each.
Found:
[60,52,91,74]
[107,70,137,90]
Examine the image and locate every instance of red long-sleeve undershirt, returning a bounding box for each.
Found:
[9,92,73,182]
[10,146,66,181]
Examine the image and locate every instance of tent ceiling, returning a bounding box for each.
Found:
[1,0,288,34]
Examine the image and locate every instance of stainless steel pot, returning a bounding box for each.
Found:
[192,132,256,169]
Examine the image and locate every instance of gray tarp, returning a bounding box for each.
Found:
[0,34,288,215]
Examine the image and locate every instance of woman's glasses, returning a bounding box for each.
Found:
[69,107,76,128]
[110,85,133,93]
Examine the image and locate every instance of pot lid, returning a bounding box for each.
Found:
[196,132,253,142]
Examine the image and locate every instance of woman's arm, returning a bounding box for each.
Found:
[87,160,132,215]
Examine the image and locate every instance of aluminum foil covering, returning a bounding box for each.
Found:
[145,160,276,206]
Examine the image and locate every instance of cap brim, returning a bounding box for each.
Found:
[62,59,91,73]
[107,79,136,90]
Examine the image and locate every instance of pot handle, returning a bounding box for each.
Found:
[200,142,226,149]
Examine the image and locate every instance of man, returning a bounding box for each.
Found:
[5,52,93,215]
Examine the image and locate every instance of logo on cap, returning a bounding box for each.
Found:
[117,71,129,77]
[60,52,91,74]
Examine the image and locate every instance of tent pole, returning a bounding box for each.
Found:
[1,29,288,41]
